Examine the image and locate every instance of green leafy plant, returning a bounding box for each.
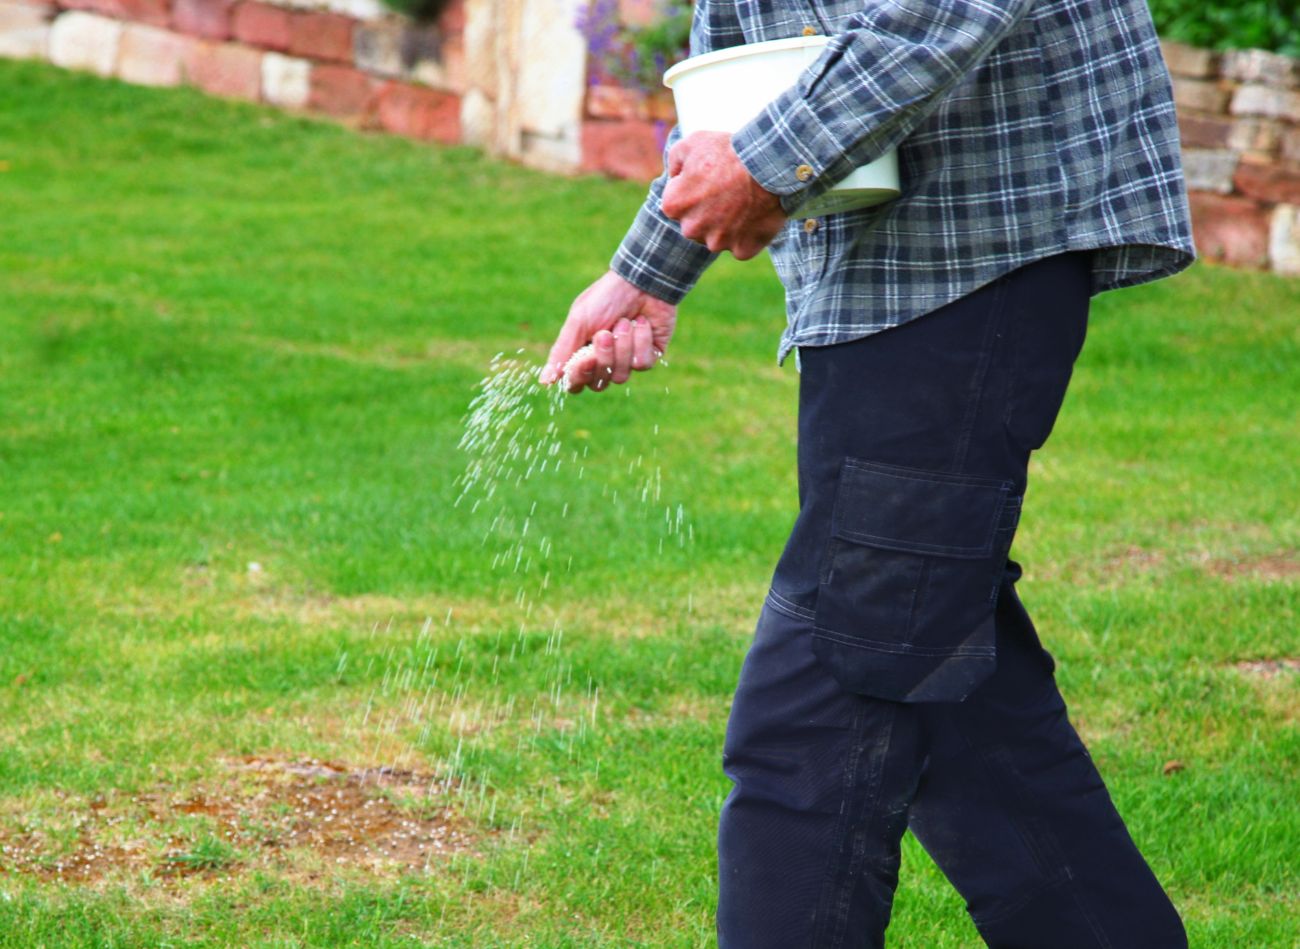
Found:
[1147,0,1300,56]
[578,0,693,95]
[379,0,457,22]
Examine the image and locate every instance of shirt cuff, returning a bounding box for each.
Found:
[610,200,718,304]
[731,90,864,216]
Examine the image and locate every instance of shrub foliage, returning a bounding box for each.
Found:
[1146,0,1300,56]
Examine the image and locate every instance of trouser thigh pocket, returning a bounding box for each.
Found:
[812,459,1021,703]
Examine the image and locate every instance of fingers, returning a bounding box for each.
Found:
[562,346,598,393]
[662,175,685,222]
[542,271,675,393]
[610,318,634,384]
[589,329,616,392]
[667,139,688,177]
[631,316,654,371]
[541,317,586,385]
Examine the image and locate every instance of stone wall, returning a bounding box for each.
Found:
[4,0,1299,276]
[1166,40,1300,274]
[580,38,1300,276]
[0,0,590,172]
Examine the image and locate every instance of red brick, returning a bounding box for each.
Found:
[1176,113,1232,149]
[1234,160,1300,205]
[173,0,234,40]
[288,10,352,64]
[1188,191,1270,268]
[618,0,657,27]
[581,119,665,181]
[375,82,460,142]
[587,83,642,120]
[184,39,261,100]
[1282,127,1300,165]
[1159,40,1218,79]
[1173,77,1230,114]
[231,0,289,51]
[60,0,170,27]
[436,0,464,34]
[645,90,676,122]
[308,63,375,116]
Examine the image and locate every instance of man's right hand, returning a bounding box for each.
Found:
[539,270,677,394]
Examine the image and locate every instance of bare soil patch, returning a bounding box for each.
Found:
[1232,658,1300,680]
[1204,552,1300,582]
[0,755,477,885]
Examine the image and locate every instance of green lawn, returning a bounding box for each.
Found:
[1,59,1297,947]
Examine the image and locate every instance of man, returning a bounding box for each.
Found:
[541,0,1195,945]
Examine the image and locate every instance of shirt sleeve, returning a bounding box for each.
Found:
[610,0,746,304]
[610,123,720,304]
[732,0,1037,215]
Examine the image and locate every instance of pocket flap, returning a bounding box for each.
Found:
[830,459,1010,559]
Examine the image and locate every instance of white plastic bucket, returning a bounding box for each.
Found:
[663,36,900,218]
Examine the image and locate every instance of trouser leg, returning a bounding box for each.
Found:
[908,572,1188,949]
[717,596,924,948]
[717,251,1184,945]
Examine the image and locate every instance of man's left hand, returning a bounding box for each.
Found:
[661,131,788,261]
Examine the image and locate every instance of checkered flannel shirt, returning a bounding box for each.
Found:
[610,0,1197,364]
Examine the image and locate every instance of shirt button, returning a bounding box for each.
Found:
[801,25,818,36]
[795,164,814,182]
[803,218,820,234]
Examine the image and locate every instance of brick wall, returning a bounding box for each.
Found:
[0,0,592,168]
[1,0,468,141]
[5,0,1298,276]
[1166,40,1300,274]
[580,38,1300,277]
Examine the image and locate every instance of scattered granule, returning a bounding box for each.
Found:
[562,343,597,388]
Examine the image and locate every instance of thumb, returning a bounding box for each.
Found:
[541,321,587,385]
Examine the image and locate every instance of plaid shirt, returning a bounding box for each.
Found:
[610,0,1197,364]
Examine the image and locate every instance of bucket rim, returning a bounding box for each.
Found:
[663,35,830,89]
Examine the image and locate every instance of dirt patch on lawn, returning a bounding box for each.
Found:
[0,756,477,885]
[1232,658,1300,680]
[1203,552,1300,582]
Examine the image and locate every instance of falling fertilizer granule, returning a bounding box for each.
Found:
[341,347,693,881]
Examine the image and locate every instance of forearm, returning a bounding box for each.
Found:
[733,0,1037,213]
[611,125,720,303]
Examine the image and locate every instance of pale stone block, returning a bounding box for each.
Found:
[1172,77,1230,114]
[1226,117,1282,155]
[1230,83,1300,120]
[1221,48,1299,88]
[515,0,585,157]
[49,11,121,77]
[262,51,310,108]
[117,24,192,87]
[521,126,582,174]
[1181,147,1239,195]
[1269,204,1300,276]
[0,1,51,60]
[459,85,493,147]
[275,0,383,17]
[461,0,497,98]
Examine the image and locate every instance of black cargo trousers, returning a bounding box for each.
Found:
[715,251,1188,948]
